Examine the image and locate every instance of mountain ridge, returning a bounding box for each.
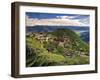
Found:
[26,25,89,33]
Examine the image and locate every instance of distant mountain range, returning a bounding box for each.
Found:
[26,25,89,33]
[80,31,89,43]
[26,25,89,43]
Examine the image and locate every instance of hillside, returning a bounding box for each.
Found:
[26,28,89,67]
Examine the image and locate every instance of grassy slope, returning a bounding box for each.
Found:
[26,37,66,67]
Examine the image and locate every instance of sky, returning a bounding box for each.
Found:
[26,12,90,27]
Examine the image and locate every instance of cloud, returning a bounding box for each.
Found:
[56,15,78,19]
[26,15,89,27]
[79,17,90,25]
